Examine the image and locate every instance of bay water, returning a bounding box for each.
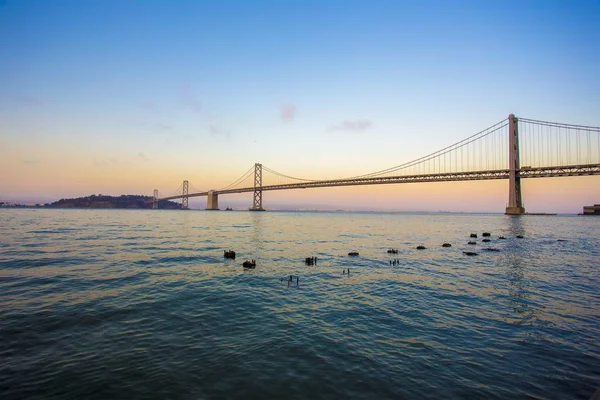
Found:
[0,209,599,399]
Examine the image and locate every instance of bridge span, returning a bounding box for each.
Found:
[153,114,600,214]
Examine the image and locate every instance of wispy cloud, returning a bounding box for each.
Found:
[13,95,42,107]
[139,101,158,112]
[329,119,372,132]
[208,117,231,139]
[281,104,296,122]
[180,84,201,113]
[136,152,149,162]
[93,157,119,167]
[147,123,176,134]
[22,159,40,165]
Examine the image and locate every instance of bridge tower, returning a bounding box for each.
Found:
[152,189,158,209]
[250,163,265,211]
[505,114,525,215]
[182,180,189,210]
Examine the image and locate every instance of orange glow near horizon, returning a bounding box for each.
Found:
[2,143,599,214]
[2,134,599,212]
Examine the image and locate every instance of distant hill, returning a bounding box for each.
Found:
[47,194,181,209]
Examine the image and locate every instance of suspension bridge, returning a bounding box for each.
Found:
[152,114,600,214]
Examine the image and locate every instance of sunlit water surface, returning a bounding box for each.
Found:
[0,209,599,399]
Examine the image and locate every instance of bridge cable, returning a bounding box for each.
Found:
[220,165,255,190]
[254,119,509,184]
[346,119,508,179]
[261,166,319,182]
[168,183,183,198]
[519,117,600,132]
[189,183,203,193]
[246,119,509,185]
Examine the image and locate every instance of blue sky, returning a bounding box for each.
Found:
[1,0,599,211]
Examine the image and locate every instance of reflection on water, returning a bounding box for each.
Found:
[0,209,599,400]
[507,214,526,237]
[503,246,533,323]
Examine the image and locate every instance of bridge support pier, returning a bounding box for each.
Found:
[250,163,265,211]
[206,190,219,210]
[506,114,525,215]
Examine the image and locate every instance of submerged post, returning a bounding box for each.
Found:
[182,180,189,210]
[152,189,158,209]
[250,163,265,211]
[505,114,525,215]
[206,190,219,210]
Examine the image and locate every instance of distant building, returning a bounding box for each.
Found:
[583,204,600,215]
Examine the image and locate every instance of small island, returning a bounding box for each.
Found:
[48,194,182,209]
[1,194,182,209]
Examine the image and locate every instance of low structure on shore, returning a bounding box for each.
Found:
[583,204,600,215]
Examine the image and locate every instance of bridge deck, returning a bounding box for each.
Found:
[157,163,600,202]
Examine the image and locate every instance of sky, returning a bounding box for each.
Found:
[1,0,599,212]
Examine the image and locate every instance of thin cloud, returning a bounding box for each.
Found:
[208,117,231,139]
[147,123,176,135]
[13,95,42,106]
[136,152,149,162]
[93,157,119,167]
[329,119,373,132]
[139,101,158,112]
[281,104,296,122]
[180,84,201,113]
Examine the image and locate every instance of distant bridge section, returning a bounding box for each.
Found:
[153,115,600,214]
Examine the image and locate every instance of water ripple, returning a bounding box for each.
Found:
[0,209,598,399]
